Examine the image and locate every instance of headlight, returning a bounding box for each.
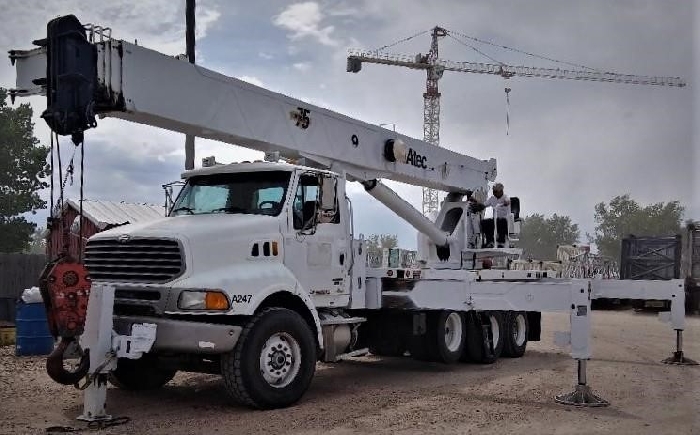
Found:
[178,290,230,310]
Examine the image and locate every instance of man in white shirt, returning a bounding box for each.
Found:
[469,183,510,248]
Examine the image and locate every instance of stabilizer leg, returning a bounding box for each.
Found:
[662,330,698,365]
[555,359,609,407]
[76,284,117,423]
[662,291,697,365]
[555,283,609,407]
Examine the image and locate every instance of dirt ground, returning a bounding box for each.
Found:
[1,310,698,435]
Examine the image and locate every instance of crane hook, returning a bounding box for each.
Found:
[46,337,91,385]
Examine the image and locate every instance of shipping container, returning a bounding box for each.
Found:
[619,222,700,313]
[681,222,700,313]
[620,235,681,281]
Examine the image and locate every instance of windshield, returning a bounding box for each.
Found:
[170,170,291,217]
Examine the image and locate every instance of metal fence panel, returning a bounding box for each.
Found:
[0,254,47,322]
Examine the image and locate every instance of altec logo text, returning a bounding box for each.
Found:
[406,149,427,169]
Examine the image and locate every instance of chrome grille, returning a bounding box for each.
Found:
[85,238,184,283]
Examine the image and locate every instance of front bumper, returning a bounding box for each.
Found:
[113,315,242,355]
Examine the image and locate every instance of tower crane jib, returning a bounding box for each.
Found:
[346,27,686,215]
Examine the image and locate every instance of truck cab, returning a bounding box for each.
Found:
[87,160,355,314]
[81,162,363,407]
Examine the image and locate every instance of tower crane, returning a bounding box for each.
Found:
[347,26,686,216]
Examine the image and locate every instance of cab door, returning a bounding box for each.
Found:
[283,172,350,307]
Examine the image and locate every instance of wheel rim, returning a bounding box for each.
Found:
[259,332,302,388]
[512,313,526,346]
[444,312,463,352]
[489,314,500,347]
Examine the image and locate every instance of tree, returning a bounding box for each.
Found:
[516,213,580,260]
[364,233,398,265]
[592,194,684,261]
[24,226,48,255]
[0,88,50,253]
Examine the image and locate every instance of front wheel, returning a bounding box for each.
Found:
[221,308,316,409]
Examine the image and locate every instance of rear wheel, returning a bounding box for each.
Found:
[439,311,466,363]
[461,311,504,364]
[221,308,316,409]
[502,311,528,358]
[364,313,409,357]
[410,310,465,363]
[108,354,176,390]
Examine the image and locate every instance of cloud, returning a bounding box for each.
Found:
[292,62,312,72]
[272,2,339,47]
[194,4,222,40]
[6,1,695,253]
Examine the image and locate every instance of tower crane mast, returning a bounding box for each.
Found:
[420,27,447,217]
[347,27,686,215]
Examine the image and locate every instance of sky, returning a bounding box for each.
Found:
[1,0,697,251]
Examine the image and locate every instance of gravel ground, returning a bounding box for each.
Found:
[1,310,698,435]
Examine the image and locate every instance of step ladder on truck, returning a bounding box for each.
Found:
[8,14,695,423]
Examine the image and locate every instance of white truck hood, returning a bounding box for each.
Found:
[90,214,284,285]
[93,213,281,240]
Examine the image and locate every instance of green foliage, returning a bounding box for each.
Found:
[517,213,580,260]
[592,194,684,261]
[0,88,50,253]
[364,233,398,259]
[24,226,48,255]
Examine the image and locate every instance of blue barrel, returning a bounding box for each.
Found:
[15,302,55,356]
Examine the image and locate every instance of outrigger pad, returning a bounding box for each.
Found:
[662,351,699,366]
[555,385,610,407]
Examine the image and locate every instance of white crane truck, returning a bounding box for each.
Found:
[8,15,692,421]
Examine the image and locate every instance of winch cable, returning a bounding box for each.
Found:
[370,29,430,53]
[55,132,66,255]
[54,133,88,259]
[78,137,85,262]
[49,133,54,227]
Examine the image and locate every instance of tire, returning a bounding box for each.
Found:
[108,354,176,390]
[221,308,316,409]
[369,341,405,357]
[410,310,466,364]
[461,311,504,364]
[365,314,408,357]
[502,311,528,358]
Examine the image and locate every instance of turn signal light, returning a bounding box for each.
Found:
[205,291,230,310]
